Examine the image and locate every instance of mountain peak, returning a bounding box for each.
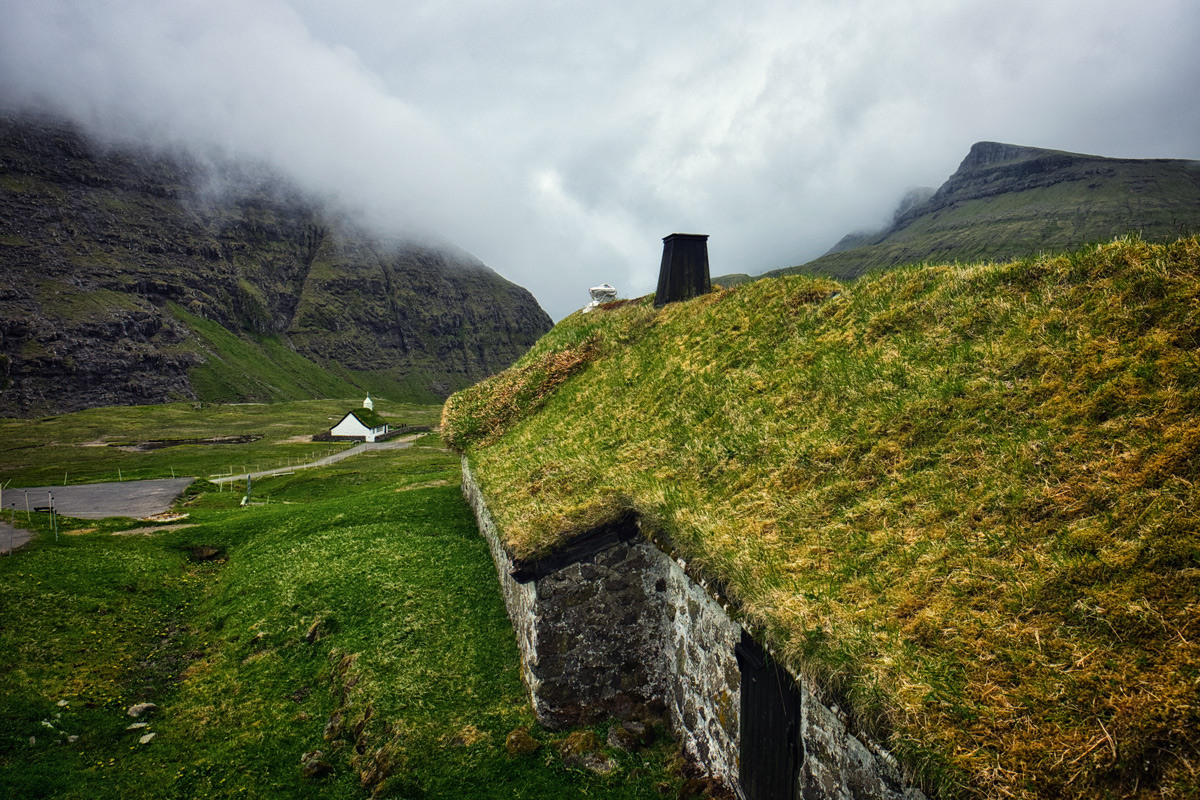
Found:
[0,113,553,415]
[957,141,1056,170]
[752,140,1200,285]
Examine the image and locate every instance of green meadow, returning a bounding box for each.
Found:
[0,403,685,799]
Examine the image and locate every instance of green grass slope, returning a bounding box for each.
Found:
[0,113,551,416]
[0,406,686,799]
[170,304,365,404]
[444,236,1200,799]
[760,143,1200,283]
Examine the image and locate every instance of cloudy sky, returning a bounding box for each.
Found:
[2,0,1198,319]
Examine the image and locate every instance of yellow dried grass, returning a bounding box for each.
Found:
[446,237,1200,798]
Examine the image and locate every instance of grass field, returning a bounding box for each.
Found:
[0,403,686,799]
[0,399,441,488]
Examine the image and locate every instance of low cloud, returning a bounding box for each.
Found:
[3,0,1198,319]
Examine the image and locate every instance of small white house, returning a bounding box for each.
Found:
[329,407,389,442]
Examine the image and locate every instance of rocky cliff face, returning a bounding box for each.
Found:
[778,141,1200,281]
[0,113,552,415]
[890,141,1187,229]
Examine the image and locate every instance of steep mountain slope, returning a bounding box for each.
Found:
[746,141,1200,283]
[0,114,551,415]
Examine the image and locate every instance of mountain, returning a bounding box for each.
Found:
[0,113,552,416]
[730,141,1200,284]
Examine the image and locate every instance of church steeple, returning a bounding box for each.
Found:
[363,394,374,410]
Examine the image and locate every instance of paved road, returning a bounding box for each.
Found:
[209,436,417,484]
[0,436,422,551]
[0,477,196,553]
[1,478,197,520]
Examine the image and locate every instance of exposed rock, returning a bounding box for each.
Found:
[677,777,708,800]
[754,140,1200,284]
[608,720,653,753]
[559,729,601,758]
[0,112,553,416]
[138,732,157,745]
[505,726,540,757]
[126,702,157,717]
[891,141,1200,236]
[323,710,343,741]
[300,749,333,779]
[189,546,223,562]
[559,729,616,774]
[126,722,149,730]
[675,759,738,800]
[356,731,404,793]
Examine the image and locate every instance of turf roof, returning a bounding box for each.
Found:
[443,235,1200,799]
[342,408,388,430]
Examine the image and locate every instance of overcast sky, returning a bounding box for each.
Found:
[2,0,1198,319]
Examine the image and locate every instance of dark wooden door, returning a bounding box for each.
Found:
[736,631,802,800]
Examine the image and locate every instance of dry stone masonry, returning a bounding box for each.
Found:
[463,458,927,800]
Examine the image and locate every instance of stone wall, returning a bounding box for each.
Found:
[800,687,923,800]
[657,542,743,783]
[462,457,927,800]
[527,539,670,727]
[460,460,542,715]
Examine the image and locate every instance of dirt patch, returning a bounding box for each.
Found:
[112,523,198,537]
[279,435,315,444]
[114,435,263,452]
[141,512,190,523]
[395,479,454,492]
[188,545,226,562]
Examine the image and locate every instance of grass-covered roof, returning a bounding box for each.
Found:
[345,408,388,429]
[442,236,1200,799]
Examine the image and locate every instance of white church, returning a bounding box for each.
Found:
[328,395,390,442]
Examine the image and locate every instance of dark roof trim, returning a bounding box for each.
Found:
[509,511,640,583]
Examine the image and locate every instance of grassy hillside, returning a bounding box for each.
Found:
[746,143,1200,284]
[444,236,1200,798]
[0,113,552,416]
[169,304,367,404]
[0,404,686,799]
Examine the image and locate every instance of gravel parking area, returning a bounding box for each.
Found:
[3,478,195,520]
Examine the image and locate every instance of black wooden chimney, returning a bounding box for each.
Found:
[654,233,710,307]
